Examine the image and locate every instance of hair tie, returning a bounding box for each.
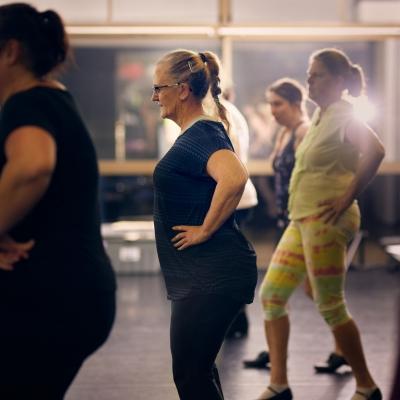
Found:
[199,52,207,63]
[40,11,51,25]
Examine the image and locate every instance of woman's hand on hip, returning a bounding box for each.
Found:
[0,251,25,271]
[0,234,34,271]
[317,195,352,224]
[171,225,210,250]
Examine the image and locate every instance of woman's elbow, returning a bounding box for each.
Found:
[222,174,247,195]
[240,164,249,184]
[26,164,54,183]
[234,170,248,194]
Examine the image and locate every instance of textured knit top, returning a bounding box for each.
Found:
[0,87,116,294]
[288,99,359,220]
[153,120,257,303]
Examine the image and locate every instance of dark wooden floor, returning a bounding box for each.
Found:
[66,264,400,400]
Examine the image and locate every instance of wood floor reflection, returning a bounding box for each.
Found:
[66,264,399,400]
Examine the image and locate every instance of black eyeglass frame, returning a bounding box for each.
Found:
[152,80,191,95]
[152,82,181,95]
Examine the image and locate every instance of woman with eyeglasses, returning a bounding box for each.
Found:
[0,3,116,398]
[257,48,384,400]
[151,49,257,400]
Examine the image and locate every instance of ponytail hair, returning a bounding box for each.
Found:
[34,10,69,76]
[347,64,364,97]
[157,49,230,132]
[0,3,70,77]
[310,48,366,97]
[200,51,230,133]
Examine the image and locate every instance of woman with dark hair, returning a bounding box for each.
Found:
[268,78,309,231]
[152,49,257,400]
[257,49,385,400]
[0,3,116,399]
[244,78,310,368]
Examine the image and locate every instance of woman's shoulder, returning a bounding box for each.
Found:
[0,86,74,140]
[186,119,229,141]
[1,89,43,124]
[179,119,233,154]
[292,122,309,150]
[296,122,310,139]
[191,119,225,132]
[5,85,68,109]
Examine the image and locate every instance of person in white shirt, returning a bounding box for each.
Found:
[221,86,258,338]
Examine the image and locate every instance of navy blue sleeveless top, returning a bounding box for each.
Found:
[272,128,297,227]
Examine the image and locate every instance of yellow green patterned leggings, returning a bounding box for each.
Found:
[260,204,360,329]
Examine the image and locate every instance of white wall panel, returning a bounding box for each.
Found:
[358,1,400,23]
[381,40,400,161]
[112,0,218,23]
[232,0,345,23]
[12,0,109,23]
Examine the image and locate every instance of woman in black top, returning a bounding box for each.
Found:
[244,78,309,370]
[152,49,257,400]
[0,4,116,399]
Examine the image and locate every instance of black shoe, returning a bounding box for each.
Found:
[225,309,249,338]
[257,387,293,400]
[314,352,348,373]
[354,388,382,400]
[243,351,270,369]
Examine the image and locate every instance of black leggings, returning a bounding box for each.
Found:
[0,291,116,399]
[170,294,243,400]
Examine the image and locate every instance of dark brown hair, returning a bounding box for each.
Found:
[268,77,306,105]
[0,3,69,77]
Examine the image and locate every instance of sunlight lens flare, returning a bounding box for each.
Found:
[348,94,377,123]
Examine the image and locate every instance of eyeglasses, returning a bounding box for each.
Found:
[152,82,181,95]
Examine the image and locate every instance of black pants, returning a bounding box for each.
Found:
[0,290,116,399]
[228,209,255,338]
[234,208,254,228]
[171,294,243,400]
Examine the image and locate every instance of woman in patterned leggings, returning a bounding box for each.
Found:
[257,49,385,400]
[245,79,350,373]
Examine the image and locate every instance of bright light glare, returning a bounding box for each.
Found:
[348,95,377,123]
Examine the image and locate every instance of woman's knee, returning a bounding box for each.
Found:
[311,275,350,328]
[259,282,288,321]
[172,360,213,391]
[316,299,351,328]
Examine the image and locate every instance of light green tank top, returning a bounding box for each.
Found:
[288,99,359,220]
